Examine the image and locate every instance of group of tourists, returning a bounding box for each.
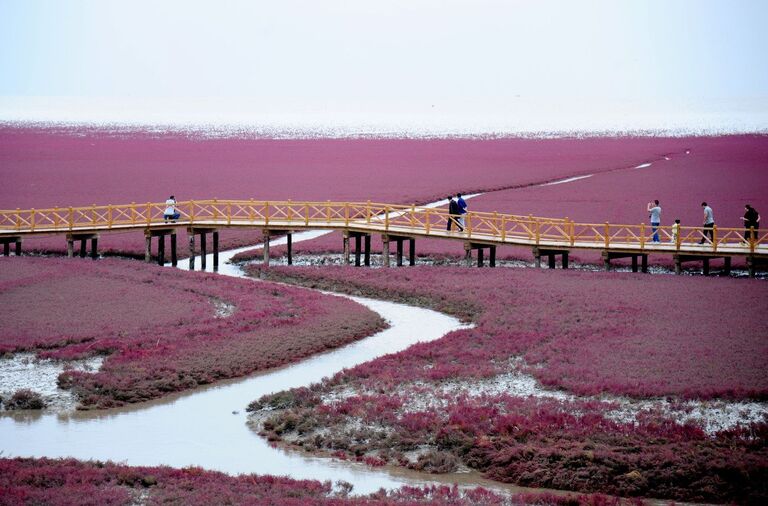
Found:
[446,193,468,232]
[646,200,760,244]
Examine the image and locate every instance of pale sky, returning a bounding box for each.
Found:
[1,0,766,132]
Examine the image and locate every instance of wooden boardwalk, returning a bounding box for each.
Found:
[1,199,766,275]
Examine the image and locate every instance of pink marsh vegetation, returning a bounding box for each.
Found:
[243,134,768,265]
[247,265,768,400]
[2,125,710,257]
[0,257,385,409]
[0,458,625,506]
[245,265,768,502]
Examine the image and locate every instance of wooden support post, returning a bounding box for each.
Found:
[562,251,569,269]
[66,240,74,258]
[477,247,484,267]
[723,256,731,275]
[674,255,682,275]
[262,230,270,267]
[382,235,390,267]
[490,246,496,267]
[534,251,541,268]
[364,235,371,266]
[171,233,177,267]
[287,233,293,265]
[188,234,195,270]
[641,254,648,273]
[465,244,472,267]
[14,240,21,256]
[145,235,152,263]
[548,254,556,269]
[79,239,87,258]
[631,255,638,273]
[91,237,98,260]
[747,256,756,278]
[409,238,415,266]
[603,255,611,271]
[355,235,362,267]
[3,242,9,256]
[343,233,350,265]
[213,231,219,272]
[158,236,165,266]
[702,258,710,276]
[396,239,403,267]
[200,232,207,270]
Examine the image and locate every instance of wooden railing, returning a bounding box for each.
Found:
[1,200,766,254]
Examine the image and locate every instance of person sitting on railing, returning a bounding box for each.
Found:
[164,195,180,223]
[741,204,760,243]
[446,195,463,232]
[647,200,661,242]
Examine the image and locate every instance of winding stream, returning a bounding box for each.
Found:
[0,229,500,495]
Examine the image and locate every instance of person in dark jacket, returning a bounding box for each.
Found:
[446,195,463,232]
[741,204,760,242]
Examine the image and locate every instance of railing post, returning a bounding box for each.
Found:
[712,225,718,252]
[345,203,350,227]
[146,202,152,226]
[287,199,293,222]
[213,199,219,221]
[410,204,416,229]
[493,212,499,237]
[749,226,756,253]
[385,206,390,231]
[535,220,540,245]
[130,202,136,224]
[466,213,472,238]
[675,225,682,251]
[107,205,113,228]
[326,201,331,224]
[69,207,74,230]
[640,223,646,249]
[569,219,575,246]
[227,202,232,225]
[305,203,310,226]
[249,199,255,221]
[265,201,270,226]
[366,200,371,224]
[501,216,506,241]
[16,209,21,231]
[604,222,610,248]
[53,207,60,229]
[91,204,97,226]
[30,209,36,231]
[189,200,196,223]
[425,209,431,234]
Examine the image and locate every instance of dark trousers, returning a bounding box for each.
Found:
[446,216,462,231]
[700,223,714,243]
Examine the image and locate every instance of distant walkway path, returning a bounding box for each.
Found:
[1,200,766,276]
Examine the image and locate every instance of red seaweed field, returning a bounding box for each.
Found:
[0,126,720,258]
[0,257,385,409]
[244,134,768,266]
[245,264,768,502]
[0,457,622,506]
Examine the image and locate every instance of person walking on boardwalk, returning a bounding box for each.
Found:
[164,195,180,223]
[457,192,468,230]
[699,202,715,244]
[446,195,463,232]
[647,200,661,242]
[741,204,760,243]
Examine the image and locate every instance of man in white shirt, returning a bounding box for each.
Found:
[699,202,715,244]
[647,200,661,242]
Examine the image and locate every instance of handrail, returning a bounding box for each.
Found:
[1,199,766,255]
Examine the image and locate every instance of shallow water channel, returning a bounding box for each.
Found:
[1,230,529,495]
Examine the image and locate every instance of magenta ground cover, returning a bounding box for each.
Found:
[0,257,384,409]
[2,126,708,257]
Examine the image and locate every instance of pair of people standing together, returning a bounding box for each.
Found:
[447,193,467,231]
[647,201,758,244]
